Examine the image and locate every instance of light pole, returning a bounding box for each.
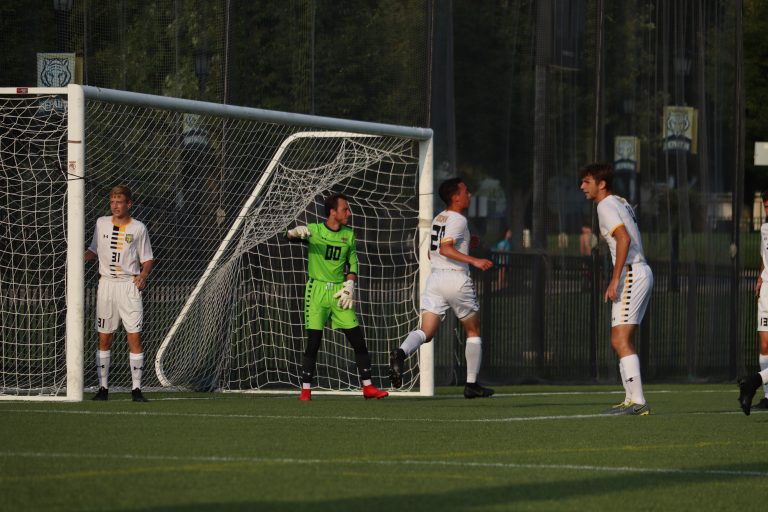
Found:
[53,0,73,52]
[194,48,211,99]
[669,49,693,293]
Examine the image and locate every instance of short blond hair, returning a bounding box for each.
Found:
[109,185,133,202]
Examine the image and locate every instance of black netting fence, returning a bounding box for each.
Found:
[0,0,756,384]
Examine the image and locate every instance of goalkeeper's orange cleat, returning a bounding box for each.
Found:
[298,389,312,401]
[363,385,389,400]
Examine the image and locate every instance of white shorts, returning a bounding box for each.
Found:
[96,278,143,334]
[421,270,479,321]
[611,262,653,327]
[758,282,768,331]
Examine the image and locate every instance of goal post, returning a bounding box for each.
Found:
[0,84,433,400]
[65,85,86,402]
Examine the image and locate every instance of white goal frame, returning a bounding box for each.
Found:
[0,84,434,401]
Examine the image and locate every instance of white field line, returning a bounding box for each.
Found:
[0,450,765,478]
[0,388,738,404]
[0,408,757,422]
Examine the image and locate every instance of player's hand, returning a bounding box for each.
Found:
[133,275,148,291]
[472,258,494,271]
[287,225,311,239]
[334,280,355,309]
[604,279,619,303]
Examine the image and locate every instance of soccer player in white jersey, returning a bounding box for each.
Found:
[85,185,154,402]
[579,163,653,416]
[737,190,768,415]
[388,177,495,398]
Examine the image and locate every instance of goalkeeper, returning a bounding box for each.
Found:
[287,192,388,401]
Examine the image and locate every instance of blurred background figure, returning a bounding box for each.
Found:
[494,227,512,288]
[579,224,593,257]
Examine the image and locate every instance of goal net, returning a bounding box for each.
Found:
[0,85,433,400]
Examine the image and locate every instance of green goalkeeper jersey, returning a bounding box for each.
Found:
[306,222,358,282]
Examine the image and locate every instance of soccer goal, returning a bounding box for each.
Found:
[0,84,433,401]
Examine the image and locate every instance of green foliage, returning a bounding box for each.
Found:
[453,0,536,183]
[0,0,56,86]
[744,0,768,196]
[227,0,429,126]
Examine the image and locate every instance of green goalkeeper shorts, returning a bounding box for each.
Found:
[304,279,359,330]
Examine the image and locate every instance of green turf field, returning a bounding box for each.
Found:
[2,384,766,511]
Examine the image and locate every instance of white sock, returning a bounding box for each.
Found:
[96,350,110,389]
[760,355,768,397]
[760,368,768,384]
[619,361,631,403]
[362,379,372,387]
[302,383,311,390]
[129,352,144,390]
[465,337,482,384]
[401,329,427,356]
[620,354,645,405]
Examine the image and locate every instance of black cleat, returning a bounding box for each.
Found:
[388,348,405,389]
[737,374,762,416]
[464,383,494,399]
[131,388,149,402]
[754,397,768,410]
[92,386,108,401]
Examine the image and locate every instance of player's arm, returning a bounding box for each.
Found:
[439,241,493,271]
[85,224,98,261]
[286,225,311,240]
[346,232,359,279]
[134,259,154,291]
[133,228,155,290]
[335,234,358,309]
[757,262,764,297]
[605,224,630,302]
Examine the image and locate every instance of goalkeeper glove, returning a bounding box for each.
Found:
[334,279,355,309]
[287,225,311,239]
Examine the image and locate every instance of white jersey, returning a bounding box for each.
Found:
[429,210,470,272]
[761,223,768,282]
[88,216,154,281]
[597,195,646,266]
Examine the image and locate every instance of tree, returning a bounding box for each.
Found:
[744,0,768,197]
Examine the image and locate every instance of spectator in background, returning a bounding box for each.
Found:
[579,223,595,291]
[580,224,594,257]
[494,227,513,287]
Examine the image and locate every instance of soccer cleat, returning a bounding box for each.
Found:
[601,400,632,415]
[737,373,763,416]
[754,397,768,410]
[92,386,108,401]
[618,402,651,416]
[131,388,148,402]
[298,389,312,401]
[464,383,494,399]
[363,385,389,400]
[388,348,405,389]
